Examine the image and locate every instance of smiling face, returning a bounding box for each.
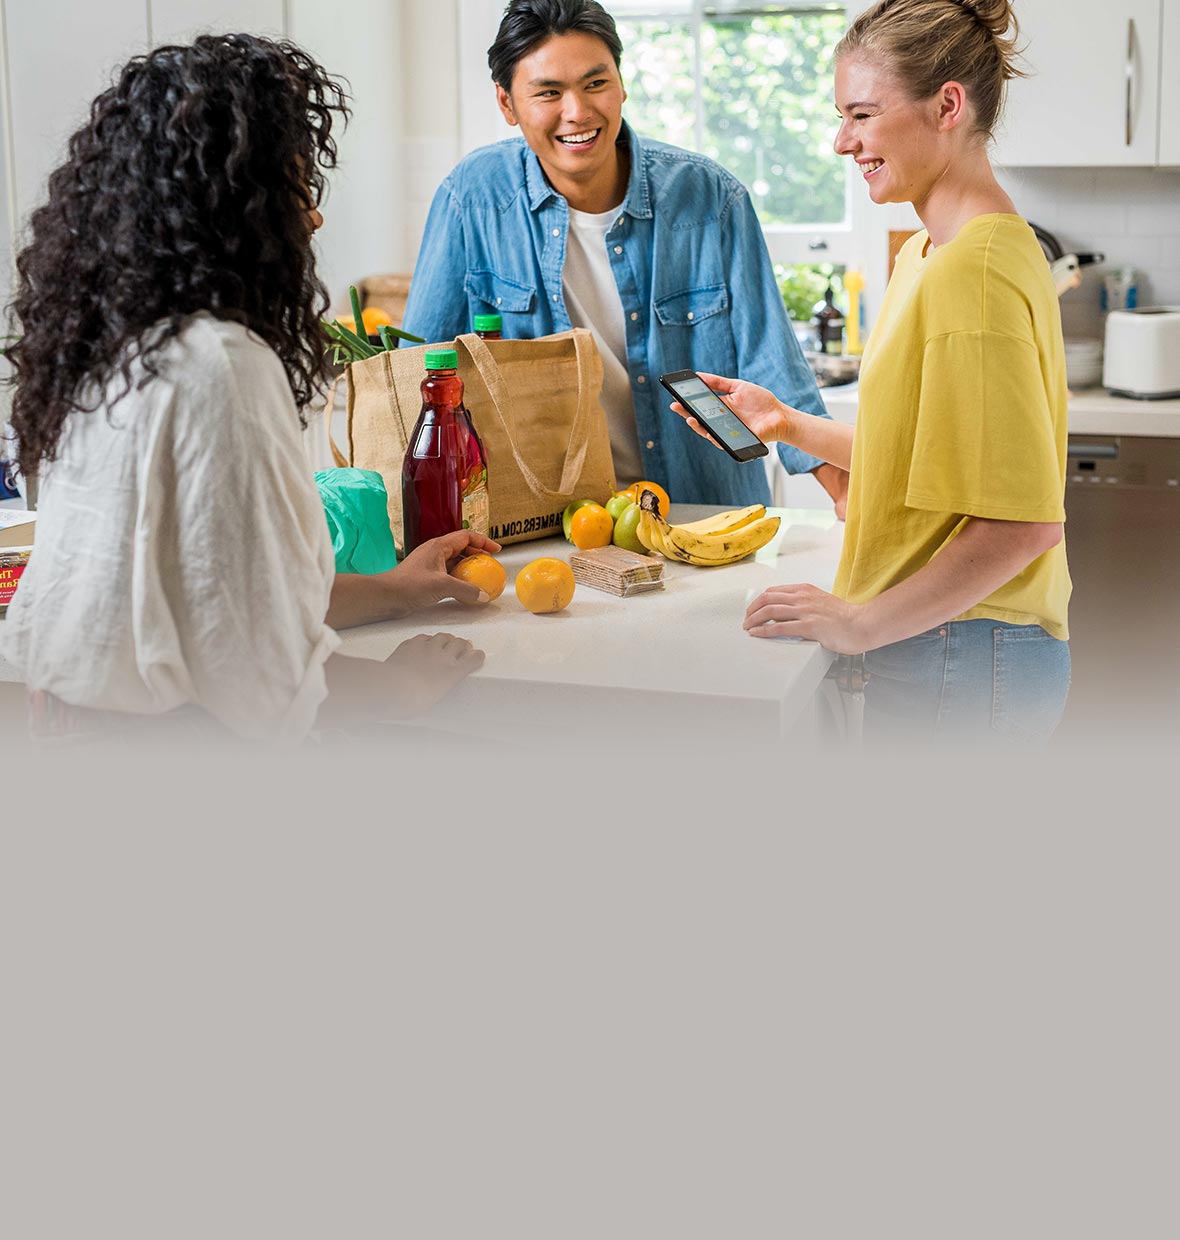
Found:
[496,31,628,212]
[833,55,949,208]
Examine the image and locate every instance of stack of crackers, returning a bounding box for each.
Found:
[569,545,665,597]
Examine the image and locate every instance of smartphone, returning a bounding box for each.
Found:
[659,371,769,463]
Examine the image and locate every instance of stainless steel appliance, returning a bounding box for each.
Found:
[1056,435,1180,750]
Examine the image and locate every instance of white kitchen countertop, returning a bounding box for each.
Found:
[0,505,847,746]
[819,382,1180,436]
[337,505,843,746]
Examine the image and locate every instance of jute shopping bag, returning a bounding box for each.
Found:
[331,329,616,549]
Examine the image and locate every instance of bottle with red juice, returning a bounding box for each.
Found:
[401,349,490,553]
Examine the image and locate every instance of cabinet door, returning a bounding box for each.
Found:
[1159,0,1180,165]
[4,0,147,232]
[150,0,286,46]
[993,0,1161,166]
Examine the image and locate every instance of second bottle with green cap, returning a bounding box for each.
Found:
[401,348,490,553]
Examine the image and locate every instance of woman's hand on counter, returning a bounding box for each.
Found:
[744,582,870,654]
[321,632,486,726]
[326,529,502,629]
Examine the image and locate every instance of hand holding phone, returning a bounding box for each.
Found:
[659,370,769,462]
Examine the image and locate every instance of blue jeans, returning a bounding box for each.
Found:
[858,619,1071,748]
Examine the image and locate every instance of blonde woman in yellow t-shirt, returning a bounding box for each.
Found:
[673,0,1071,746]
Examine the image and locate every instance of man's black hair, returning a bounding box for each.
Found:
[488,0,623,91]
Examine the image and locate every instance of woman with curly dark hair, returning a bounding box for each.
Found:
[2,33,497,744]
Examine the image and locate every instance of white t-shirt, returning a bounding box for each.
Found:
[563,206,645,485]
[0,315,340,742]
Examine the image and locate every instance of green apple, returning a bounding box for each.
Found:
[562,498,598,541]
[612,502,647,554]
[605,494,632,523]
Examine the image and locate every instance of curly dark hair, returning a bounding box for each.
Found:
[4,32,350,472]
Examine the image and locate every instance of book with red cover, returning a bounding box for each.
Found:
[0,547,31,613]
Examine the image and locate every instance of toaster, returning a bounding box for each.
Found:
[1103,307,1180,399]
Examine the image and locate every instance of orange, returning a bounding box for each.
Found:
[339,307,393,335]
[515,558,576,614]
[569,503,614,550]
[616,480,670,518]
[450,553,507,602]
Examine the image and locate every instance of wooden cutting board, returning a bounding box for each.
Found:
[888,230,919,280]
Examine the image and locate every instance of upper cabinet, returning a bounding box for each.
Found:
[994,0,1175,167]
[1,0,290,242]
[1159,1,1180,165]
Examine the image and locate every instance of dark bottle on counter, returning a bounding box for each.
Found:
[473,313,503,340]
[813,284,845,356]
[401,349,490,553]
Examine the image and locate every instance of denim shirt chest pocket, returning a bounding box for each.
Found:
[465,269,535,316]
[652,283,736,373]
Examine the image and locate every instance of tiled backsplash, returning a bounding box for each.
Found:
[998,167,1180,341]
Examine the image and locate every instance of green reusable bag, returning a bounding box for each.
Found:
[314,467,398,574]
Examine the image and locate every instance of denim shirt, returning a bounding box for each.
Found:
[403,124,829,505]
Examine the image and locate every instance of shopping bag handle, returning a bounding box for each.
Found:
[324,373,350,468]
[457,330,600,502]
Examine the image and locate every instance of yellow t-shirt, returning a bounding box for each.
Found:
[834,214,1072,640]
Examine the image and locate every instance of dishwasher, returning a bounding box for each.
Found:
[1055,435,1180,751]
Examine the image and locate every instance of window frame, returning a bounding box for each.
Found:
[612,0,870,266]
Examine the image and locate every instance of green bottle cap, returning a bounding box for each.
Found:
[473,313,503,333]
[424,349,458,370]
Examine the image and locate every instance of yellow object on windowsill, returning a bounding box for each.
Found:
[844,269,864,355]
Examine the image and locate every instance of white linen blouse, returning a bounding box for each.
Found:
[0,314,340,742]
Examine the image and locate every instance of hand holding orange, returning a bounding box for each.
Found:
[450,553,507,603]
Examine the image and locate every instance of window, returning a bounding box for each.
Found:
[613,1,864,266]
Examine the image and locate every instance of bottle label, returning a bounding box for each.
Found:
[461,467,490,535]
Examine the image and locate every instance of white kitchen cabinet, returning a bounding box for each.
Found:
[993,0,1166,167]
[0,0,287,244]
[150,0,286,46]
[1159,1,1180,165]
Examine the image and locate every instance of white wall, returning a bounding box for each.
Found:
[288,0,406,309]
[0,0,406,347]
[400,0,511,277]
[998,167,1180,341]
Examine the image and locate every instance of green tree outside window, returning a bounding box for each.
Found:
[617,7,847,228]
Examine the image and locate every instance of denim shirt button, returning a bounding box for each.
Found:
[637,375,646,384]
[646,440,655,450]
[552,294,559,302]
[614,246,623,254]
[938,628,947,637]
[630,311,638,321]
[687,312,694,321]
[552,228,560,237]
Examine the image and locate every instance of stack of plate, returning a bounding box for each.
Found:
[1064,337,1104,389]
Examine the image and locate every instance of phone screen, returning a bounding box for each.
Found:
[668,375,764,452]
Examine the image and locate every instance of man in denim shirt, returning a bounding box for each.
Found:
[403,0,848,512]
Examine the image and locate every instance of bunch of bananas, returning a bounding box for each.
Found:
[635,491,781,566]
